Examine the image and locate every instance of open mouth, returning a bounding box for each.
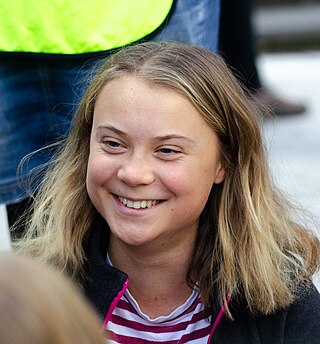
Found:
[117,196,162,209]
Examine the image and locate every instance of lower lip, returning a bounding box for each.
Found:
[112,195,163,215]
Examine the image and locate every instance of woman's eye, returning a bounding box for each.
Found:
[158,148,181,155]
[101,140,125,151]
[104,140,121,148]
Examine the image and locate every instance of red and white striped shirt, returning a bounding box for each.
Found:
[105,285,212,343]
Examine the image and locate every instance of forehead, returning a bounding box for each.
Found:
[93,76,219,143]
[95,76,200,121]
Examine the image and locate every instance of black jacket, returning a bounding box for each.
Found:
[83,224,320,343]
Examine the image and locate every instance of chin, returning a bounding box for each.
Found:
[123,236,153,247]
[112,231,152,247]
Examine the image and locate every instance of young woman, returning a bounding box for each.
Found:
[16,42,320,343]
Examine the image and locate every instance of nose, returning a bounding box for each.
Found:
[117,153,155,187]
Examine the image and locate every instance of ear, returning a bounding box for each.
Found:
[213,164,225,184]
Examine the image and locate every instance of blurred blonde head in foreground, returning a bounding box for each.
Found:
[0,252,105,344]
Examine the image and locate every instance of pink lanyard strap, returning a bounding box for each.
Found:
[208,293,232,343]
[102,278,129,329]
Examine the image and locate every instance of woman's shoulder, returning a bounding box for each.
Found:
[280,283,320,342]
[212,284,320,344]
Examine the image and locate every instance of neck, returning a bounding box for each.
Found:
[108,235,196,318]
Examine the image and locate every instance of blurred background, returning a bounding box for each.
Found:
[255,0,320,52]
[252,0,320,220]
[254,0,320,289]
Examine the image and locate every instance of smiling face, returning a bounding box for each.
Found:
[86,76,225,251]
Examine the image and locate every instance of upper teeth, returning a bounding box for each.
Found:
[118,197,159,209]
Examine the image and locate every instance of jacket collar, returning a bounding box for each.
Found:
[82,215,230,322]
[83,216,128,318]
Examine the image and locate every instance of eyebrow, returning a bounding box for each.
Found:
[96,125,127,137]
[96,125,195,145]
[154,134,196,145]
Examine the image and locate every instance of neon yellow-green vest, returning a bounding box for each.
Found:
[0,0,174,54]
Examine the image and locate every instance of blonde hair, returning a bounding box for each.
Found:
[0,252,105,344]
[15,42,320,315]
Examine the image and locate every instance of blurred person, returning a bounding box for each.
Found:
[15,42,320,343]
[0,0,221,236]
[0,251,105,344]
[218,0,306,117]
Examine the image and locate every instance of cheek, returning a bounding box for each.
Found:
[164,166,212,204]
[161,167,190,194]
[86,154,112,193]
[184,164,215,206]
[86,159,98,202]
[171,173,212,226]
